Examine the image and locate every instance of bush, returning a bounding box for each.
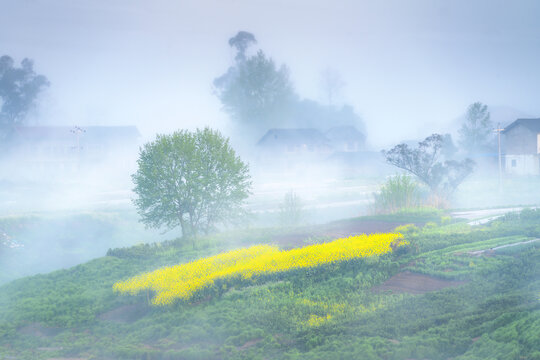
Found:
[394,224,419,234]
[372,174,427,214]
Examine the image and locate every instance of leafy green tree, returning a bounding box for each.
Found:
[0,55,49,143]
[228,31,257,63]
[383,134,475,204]
[214,31,364,137]
[132,128,251,243]
[214,50,296,132]
[214,32,297,135]
[458,102,493,153]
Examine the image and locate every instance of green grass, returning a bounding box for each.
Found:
[1,209,540,359]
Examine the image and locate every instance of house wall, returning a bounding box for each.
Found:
[503,125,537,155]
[505,154,540,175]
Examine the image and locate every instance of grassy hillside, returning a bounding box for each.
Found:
[0,209,539,359]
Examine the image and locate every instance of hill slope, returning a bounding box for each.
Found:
[1,210,539,359]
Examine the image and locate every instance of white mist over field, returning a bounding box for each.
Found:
[1,0,540,283]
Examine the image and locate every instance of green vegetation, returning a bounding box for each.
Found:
[372,174,426,214]
[383,134,475,206]
[132,128,251,240]
[0,209,539,359]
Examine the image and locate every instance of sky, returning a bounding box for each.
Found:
[1,0,540,147]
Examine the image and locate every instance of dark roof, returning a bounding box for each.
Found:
[257,128,330,147]
[325,126,365,142]
[502,118,540,134]
[13,126,141,143]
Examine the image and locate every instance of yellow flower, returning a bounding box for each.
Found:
[113,233,406,305]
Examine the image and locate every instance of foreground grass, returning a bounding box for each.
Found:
[0,210,539,359]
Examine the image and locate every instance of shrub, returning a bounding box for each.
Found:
[372,174,427,214]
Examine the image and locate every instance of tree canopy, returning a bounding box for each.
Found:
[0,55,49,142]
[228,31,257,62]
[214,47,297,134]
[213,31,364,138]
[132,128,251,242]
[458,102,493,153]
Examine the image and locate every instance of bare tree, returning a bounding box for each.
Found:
[319,67,345,106]
[383,134,475,202]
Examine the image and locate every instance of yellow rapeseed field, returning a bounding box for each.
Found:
[113,233,405,305]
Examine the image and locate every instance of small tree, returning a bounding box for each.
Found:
[383,134,475,205]
[458,102,493,153]
[132,128,251,244]
[279,190,304,227]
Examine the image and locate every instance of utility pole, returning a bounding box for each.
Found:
[494,123,505,191]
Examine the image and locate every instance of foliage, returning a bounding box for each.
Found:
[0,55,49,144]
[132,128,251,240]
[228,31,257,62]
[113,233,405,305]
[372,174,426,213]
[383,134,475,203]
[458,102,493,153]
[213,31,365,136]
[291,99,365,132]
[2,209,540,359]
[394,223,420,235]
[213,42,297,134]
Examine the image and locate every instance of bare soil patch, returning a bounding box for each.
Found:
[238,338,263,350]
[373,271,466,294]
[18,322,62,338]
[98,303,149,323]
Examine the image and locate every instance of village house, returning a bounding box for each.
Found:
[256,126,365,156]
[256,128,333,156]
[502,118,540,175]
[6,126,141,180]
[324,125,366,152]
[254,126,369,177]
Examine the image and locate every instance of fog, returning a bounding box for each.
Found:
[1,0,540,146]
[1,0,540,338]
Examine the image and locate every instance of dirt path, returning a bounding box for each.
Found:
[98,303,149,323]
[451,206,539,225]
[467,238,540,256]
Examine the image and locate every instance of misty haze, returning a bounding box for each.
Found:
[1,1,540,359]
